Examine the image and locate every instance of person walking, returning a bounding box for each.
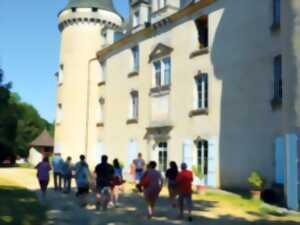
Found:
[36,157,51,197]
[112,159,123,207]
[52,152,63,191]
[166,161,179,208]
[140,161,163,219]
[62,156,73,193]
[133,153,145,183]
[94,155,114,210]
[176,163,194,222]
[75,155,90,207]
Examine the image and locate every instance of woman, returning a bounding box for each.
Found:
[166,161,178,208]
[112,159,123,207]
[140,161,163,219]
[36,157,51,197]
[75,155,90,207]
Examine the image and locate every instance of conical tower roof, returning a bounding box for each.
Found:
[64,0,119,14]
[30,130,54,148]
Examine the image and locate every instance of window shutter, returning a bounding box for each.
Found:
[275,136,285,184]
[127,140,138,172]
[183,140,193,170]
[286,134,299,210]
[207,137,218,187]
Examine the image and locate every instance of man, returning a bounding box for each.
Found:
[75,155,90,207]
[176,162,194,222]
[62,156,73,193]
[133,153,145,183]
[94,155,114,210]
[52,152,63,191]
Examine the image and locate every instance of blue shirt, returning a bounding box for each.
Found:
[52,155,63,173]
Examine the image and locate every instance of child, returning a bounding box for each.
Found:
[36,157,51,197]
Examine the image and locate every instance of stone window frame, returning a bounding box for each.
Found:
[127,90,139,124]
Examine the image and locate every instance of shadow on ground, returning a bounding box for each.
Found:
[0,186,47,225]
[40,188,300,225]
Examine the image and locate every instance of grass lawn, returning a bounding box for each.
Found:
[0,177,47,225]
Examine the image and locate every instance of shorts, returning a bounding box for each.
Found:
[135,169,143,181]
[78,186,89,195]
[178,193,193,210]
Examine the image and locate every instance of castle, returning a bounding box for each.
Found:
[54,0,300,209]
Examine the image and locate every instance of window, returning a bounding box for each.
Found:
[56,104,63,124]
[58,65,64,85]
[272,0,281,28]
[197,140,208,176]
[129,91,139,120]
[133,11,140,27]
[273,55,282,101]
[195,73,208,109]
[101,30,108,45]
[92,7,98,12]
[132,46,139,71]
[158,142,168,171]
[100,61,106,83]
[97,98,105,125]
[195,15,208,49]
[153,57,171,88]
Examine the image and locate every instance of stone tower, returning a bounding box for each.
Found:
[55,0,122,163]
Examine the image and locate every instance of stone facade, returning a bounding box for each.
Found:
[55,0,300,208]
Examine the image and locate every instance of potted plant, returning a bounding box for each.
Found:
[247,171,265,199]
[192,165,206,194]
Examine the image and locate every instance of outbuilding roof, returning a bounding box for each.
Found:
[30,130,54,148]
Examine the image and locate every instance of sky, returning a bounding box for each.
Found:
[0,0,129,122]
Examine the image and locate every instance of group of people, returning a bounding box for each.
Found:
[35,152,194,221]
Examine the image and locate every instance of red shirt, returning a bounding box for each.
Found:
[176,170,193,194]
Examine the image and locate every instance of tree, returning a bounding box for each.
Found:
[10,94,54,158]
[0,69,17,162]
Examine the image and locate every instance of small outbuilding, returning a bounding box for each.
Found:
[28,130,54,166]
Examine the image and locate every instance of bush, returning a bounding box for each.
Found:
[248,171,265,191]
[192,165,205,180]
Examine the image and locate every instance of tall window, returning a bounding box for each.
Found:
[58,65,64,85]
[132,46,139,71]
[195,15,208,49]
[100,61,106,83]
[273,0,281,27]
[97,97,105,125]
[133,11,140,27]
[153,57,171,88]
[56,104,63,124]
[273,55,282,101]
[195,73,208,109]
[158,142,168,171]
[129,91,139,120]
[197,140,208,176]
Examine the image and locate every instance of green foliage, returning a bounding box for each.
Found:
[0,70,54,162]
[192,165,205,180]
[248,171,265,191]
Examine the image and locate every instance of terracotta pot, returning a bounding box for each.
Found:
[250,190,261,199]
[196,185,206,194]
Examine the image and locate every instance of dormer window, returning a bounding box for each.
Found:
[153,0,167,12]
[195,15,208,49]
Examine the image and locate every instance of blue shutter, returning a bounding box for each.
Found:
[183,140,193,170]
[207,137,218,188]
[275,137,285,184]
[286,134,299,210]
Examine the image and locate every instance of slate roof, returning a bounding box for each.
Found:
[30,130,54,147]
